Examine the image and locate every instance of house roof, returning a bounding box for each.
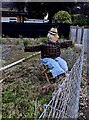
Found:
[2,2,16,8]
[2,10,28,17]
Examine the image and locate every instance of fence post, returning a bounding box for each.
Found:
[86,28,89,120]
[73,25,79,64]
[75,25,78,43]
[80,26,84,44]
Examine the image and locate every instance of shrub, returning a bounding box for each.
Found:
[53,10,72,24]
[23,40,30,46]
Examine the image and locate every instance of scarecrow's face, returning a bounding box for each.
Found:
[51,34,59,42]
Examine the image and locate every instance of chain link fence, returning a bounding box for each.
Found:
[39,39,84,119]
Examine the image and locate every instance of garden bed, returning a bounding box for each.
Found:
[1,37,87,119]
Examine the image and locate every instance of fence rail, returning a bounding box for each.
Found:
[39,39,84,119]
[0,52,41,72]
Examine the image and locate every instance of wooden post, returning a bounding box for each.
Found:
[21,16,24,23]
[17,16,21,23]
[42,65,50,83]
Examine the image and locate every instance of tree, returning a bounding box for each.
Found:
[81,2,89,17]
[26,2,47,19]
[71,2,89,17]
[3,2,77,22]
[71,2,89,25]
[53,10,72,24]
[72,14,88,26]
[14,2,26,12]
[26,2,76,22]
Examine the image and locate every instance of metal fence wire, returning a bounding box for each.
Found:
[39,39,84,119]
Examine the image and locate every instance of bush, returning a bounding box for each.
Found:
[23,40,30,46]
[53,10,72,24]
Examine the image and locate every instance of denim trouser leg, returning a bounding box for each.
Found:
[55,57,68,71]
[41,58,65,78]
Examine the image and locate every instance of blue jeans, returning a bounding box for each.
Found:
[41,57,68,78]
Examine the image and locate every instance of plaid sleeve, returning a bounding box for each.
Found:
[60,40,72,48]
[24,44,42,52]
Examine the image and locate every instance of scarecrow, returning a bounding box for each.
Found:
[24,27,72,79]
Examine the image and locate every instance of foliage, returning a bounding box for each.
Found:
[0,36,2,44]
[15,40,19,45]
[72,14,88,26]
[6,35,9,39]
[0,37,9,44]
[53,10,72,24]
[2,34,5,38]
[14,2,25,12]
[23,39,30,46]
[35,37,47,44]
[5,2,76,22]
[19,35,23,39]
[76,2,89,17]
[26,2,76,22]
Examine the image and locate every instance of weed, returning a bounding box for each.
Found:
[35,37,47,44]
[23,40,30,46]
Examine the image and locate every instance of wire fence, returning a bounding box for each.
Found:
[39,39,84,119]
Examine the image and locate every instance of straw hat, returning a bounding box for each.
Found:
[49,27,58,35]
